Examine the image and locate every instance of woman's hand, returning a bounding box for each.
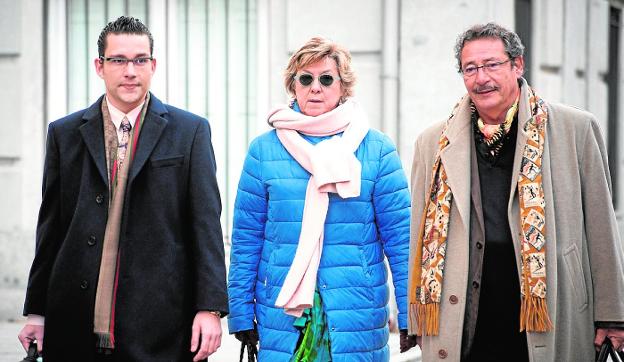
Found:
[399,329,419,353]
[235,323,259,361]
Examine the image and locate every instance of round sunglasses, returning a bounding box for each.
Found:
[293,73,341,87]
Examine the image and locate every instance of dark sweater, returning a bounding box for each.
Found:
[464,119,529,362]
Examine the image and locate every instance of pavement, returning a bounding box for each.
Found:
[1,319,421,361]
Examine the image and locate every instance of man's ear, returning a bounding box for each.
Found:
[94,57,104,79]
[512,56,525,77]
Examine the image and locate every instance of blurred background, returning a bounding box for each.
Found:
[0,0,623,359]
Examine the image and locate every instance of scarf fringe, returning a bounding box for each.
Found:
[95,332,115,349]
[520,295,553,332]
[411,302,440,336]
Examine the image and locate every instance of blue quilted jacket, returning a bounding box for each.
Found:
[228,128,410,362]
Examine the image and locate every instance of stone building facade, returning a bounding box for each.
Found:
[1,0,622,319]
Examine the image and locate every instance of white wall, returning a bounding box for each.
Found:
[1,0,623,320]
[399,0,514,177]
[0,0,45,318]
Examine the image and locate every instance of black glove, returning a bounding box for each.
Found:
[20,341,39,362]
[235,325,259,362]
[399,329,418,353]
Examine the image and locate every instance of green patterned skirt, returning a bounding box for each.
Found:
[290,290,332,362]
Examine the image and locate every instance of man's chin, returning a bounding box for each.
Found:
[119,93,145,105]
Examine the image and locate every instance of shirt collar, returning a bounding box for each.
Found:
[105,97,145,130]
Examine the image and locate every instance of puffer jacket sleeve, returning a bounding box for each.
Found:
[228,137,267,333]
[372,134,411,330]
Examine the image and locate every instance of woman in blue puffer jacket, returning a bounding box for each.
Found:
[228,37,415,362]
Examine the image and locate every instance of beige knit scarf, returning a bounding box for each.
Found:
[94,95,149,348]
[408,87,553,335]
[268,99,369,317]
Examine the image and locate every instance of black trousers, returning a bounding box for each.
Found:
[94,349,115,362]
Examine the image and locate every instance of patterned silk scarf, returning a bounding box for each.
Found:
[474,96,518,164]
[408,87,553,336]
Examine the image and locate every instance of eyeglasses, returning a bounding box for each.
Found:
[293,73,340,87]
[460,59,511,77]
[99,56,153,67]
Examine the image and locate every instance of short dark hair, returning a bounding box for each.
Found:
[454,22,524,71]
[97,16,153,57]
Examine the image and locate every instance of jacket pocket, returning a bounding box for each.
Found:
[150,155,184,168]
[531,345,547,362]
[358,245,371,279]
[358,245,376,301]
[563,244,588,311]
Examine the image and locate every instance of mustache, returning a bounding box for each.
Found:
[473,84,498,93]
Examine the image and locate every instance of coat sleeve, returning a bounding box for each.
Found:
[23,123,62,316]
[188,119,228,314]
[372,135,411,330]
[580,118,624,323]
[228,138,267,333]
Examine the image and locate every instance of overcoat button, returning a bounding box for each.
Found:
[88,235,96,246]
[476,241,483,249]
[95,194,104,204]
[449,295,458,304]
[80,280,89,290]
[438,349,448,359]
[472,281,479,289]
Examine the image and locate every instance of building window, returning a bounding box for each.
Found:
[53,0,258,239]
[515,0,532,84]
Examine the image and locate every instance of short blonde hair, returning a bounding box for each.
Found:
[284,37,356,98]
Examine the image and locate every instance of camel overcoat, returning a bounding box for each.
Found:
[408,80,624,362]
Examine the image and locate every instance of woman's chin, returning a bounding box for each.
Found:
[302,105,332,117]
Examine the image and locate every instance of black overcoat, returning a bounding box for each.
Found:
[23,94,228,361]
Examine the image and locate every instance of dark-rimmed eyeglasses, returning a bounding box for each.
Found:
[293,73,341,87]
[460,59,511,77]
[99,56,153,67]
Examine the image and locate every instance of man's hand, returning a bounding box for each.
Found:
[595,328,624,353]
[190,311,222,361]
[18,324,44,354]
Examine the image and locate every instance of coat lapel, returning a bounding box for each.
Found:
[508,79,531,206]
[129,94,168,183]
[440,96,473,231]
[79,96,108,185]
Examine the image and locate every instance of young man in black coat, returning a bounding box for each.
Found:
[18,16,228,362]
